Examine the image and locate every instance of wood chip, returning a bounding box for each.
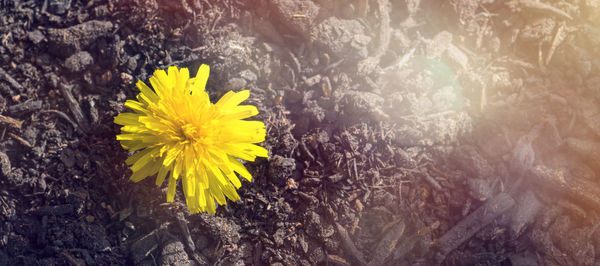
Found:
[59,83,90,133]
[0,67,24,91]
[367,220,405,266]
[335,222,367,265]
[326,254,350,266]
[0,114,23,130]
[434,192,515,262]
[8,132,33,148]
[529,165,600,211]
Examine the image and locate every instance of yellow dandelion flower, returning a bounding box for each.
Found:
[114,64,268,214]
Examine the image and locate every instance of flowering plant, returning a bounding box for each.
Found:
[114,65,268,214]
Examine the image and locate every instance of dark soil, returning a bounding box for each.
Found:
[1,0,600,265]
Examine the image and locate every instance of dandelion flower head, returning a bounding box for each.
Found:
[114,64,268,214]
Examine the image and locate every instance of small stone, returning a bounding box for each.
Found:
[120,72,133,84]
[314,17,371,61]
[124,221,135,231]
[64,51,93,72]
[28,30,45,44]
[224,77,246,92]
[0,152,11,177]
[48,0,72,15]
[308,245,325,264]
[303,74,321,87]
[85,215,95,223]
[341,90,384,121]
[467,178,493,201]
[426,31,452,58]
[239,70,257,82]
[98,70,112,86]
[268,0,319,39]
[354,199,364,212]
[93,5,110,18]
[268,155,296,185]
[160,241,192,266]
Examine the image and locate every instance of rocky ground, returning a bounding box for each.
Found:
[1,0,600,265]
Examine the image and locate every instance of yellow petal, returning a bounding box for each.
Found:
[183,174,195,197]
[221,182,240,202]
[197,162,209,187]
[192,64,210,94]
[209,183,226,205]
[177,67,190,94]
[125,146,154,165]
[121,125,148,134]
[219,120,266,143]
[150,70,170,97]
[130,159,161,182]
[205,190,216,214]
[166,175,177,202]
[216,90,249,108]
[166,67,178,90]
[114,113,142,126]
[163,143,183,167]
[136,80,159,103]
[197,185,206,209]
[223,143,268,161]
[130,147,159,172]
[229,156,252,181]
[139,116,171,132]
[225,171,242,189]
[117,133,145,141]
[155,159,169,186]
[119,140,147,151]
[222,105,258,120]
[173,155,183,180]
[124,100,147,114]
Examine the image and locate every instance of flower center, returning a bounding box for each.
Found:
[181,123,200,141]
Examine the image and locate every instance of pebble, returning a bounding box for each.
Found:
[224,77,246,91]
[268,155,296,185]
[239,70,257,82]
[27,30,45,44]
[47,0,72,15]
[341,90,384,120]
[98,70,112,86]
[64,51,93,72]
[0,152,10,177]
[314,17,371,61]
[120,72,133,84]
[268,0,319,39]
[160,241,192,266]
